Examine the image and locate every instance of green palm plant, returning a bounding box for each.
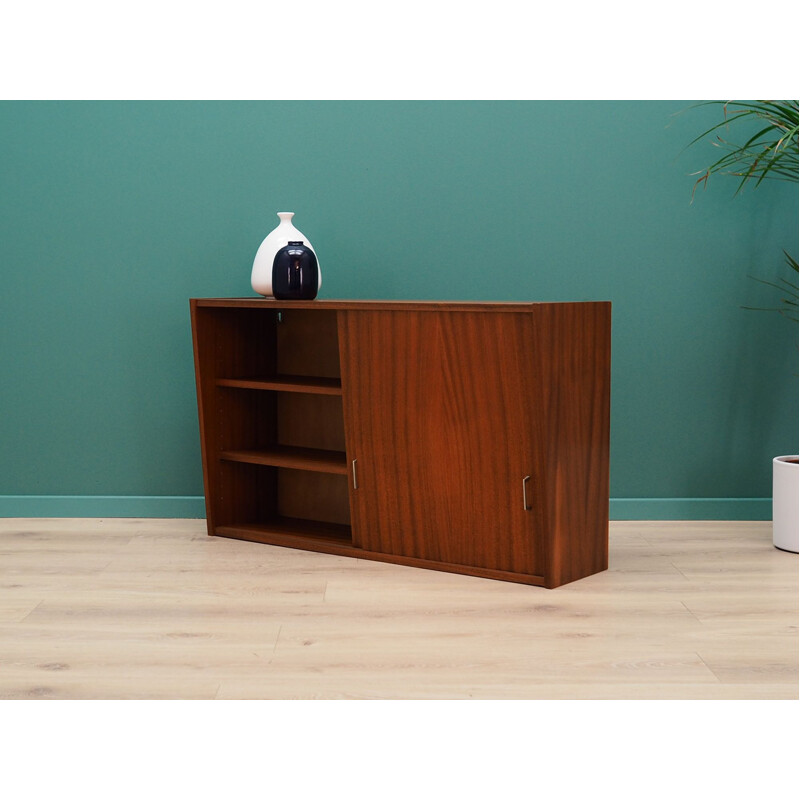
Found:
[745,250,798,322]
[687,100,799,321]
[689,100,798,196]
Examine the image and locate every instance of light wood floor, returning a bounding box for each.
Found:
[0,518,796,699]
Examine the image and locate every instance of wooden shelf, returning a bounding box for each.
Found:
[217,375,342,395]
[216,518,352,546]
[220,446,348,475]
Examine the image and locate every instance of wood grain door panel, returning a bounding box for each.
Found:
[339,310,544,576]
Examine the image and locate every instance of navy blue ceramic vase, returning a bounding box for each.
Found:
[272,241,319,300]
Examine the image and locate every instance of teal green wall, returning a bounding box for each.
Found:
[1,101,797,518]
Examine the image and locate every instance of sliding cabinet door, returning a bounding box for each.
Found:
[339,310,545,577]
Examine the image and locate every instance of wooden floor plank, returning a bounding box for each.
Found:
[0,518,796,700]
[214,679,794,700]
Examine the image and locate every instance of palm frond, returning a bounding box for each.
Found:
[685,103,798,325]
[687,100,799,198]
[744,253,799,323]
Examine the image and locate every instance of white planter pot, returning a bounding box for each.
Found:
[251,212,322,297]
[773,456,799,553]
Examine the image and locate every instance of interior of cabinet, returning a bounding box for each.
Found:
[197,306,351,543]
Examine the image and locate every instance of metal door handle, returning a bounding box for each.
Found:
[523,475,531,511]
[352,459,358,489]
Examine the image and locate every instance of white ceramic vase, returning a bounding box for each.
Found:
[251,212,322,297]
[772,456,799,553]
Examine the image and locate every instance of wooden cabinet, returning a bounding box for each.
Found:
[190,299,611,588]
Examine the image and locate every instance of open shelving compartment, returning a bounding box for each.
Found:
[192,303,354,549]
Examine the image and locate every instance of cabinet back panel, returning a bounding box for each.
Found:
[216,461,277,526]
[218,389,278,451]
[277,309,341,378]
[209,308,278,379]
[278,470,351,526]
[277,394,346,452]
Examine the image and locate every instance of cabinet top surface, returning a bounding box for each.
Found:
[192,298,611,312]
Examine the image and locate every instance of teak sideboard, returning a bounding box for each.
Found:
[190,298,611,588]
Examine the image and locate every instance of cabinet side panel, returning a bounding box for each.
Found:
[533,303,611,587]
[191,301,219,533]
